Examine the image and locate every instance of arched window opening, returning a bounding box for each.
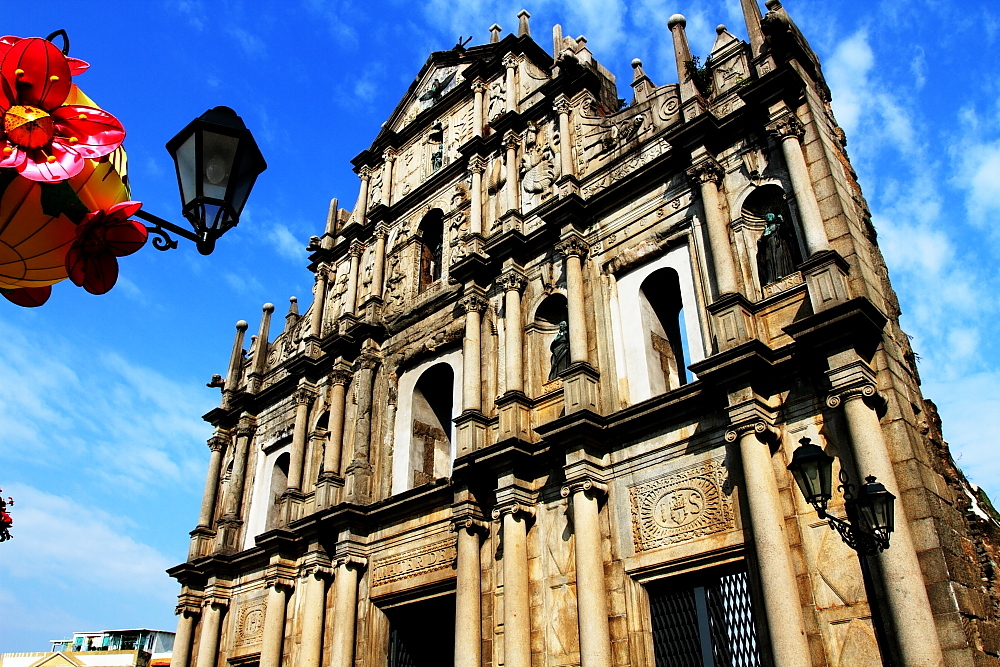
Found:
[418,209,444,292]
[409,363,454,488]
[535,293,569,382]
[742,185,802,288]
[639,268,689,395]
[265,453,289,531]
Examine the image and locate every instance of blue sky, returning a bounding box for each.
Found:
[1,0,998,653]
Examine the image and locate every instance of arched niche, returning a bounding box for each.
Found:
[417,209,444,292]
[391,349,463,495]
[265,452,289,531]
[526,292,569,394]
[740,184,804,290]
[638,268,687,395]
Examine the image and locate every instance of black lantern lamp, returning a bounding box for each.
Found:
[136,107,267,254]
[787,437,896,555]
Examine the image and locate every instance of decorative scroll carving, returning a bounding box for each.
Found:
[629,456,733,552]
[370,538,457,587]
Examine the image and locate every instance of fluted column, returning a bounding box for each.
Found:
[248,303,275,394]
[688,156,739,296]
[452,517,488,667]
[197,430,229,528]
[259,581,291,667]
[554,95,574,179]
[223,320,248,408]
[381,150,396,208]
[827,364,945,666]
[767,109,830,256]
[498,269,526,393]
[472,80,486,138]
[562,479,612,667]
[556,235,590,364]
[503,53,518,113]
[171,608,199,667]
[345,345,380,503]
[330,557,365,667]
[725,421,811,667]
[194,600,226,667]
[469,157,486,235]
[323,365,352,478]
[371,224,389,298]
[460,290,489,411]
[356,168,371,222]
[343,241,363,318]
[287,382,317,492]
[299,564,332,667]
[492,503,534,667]
[504,131,520,213]
[309,265,329,339]
[224,415,256,519]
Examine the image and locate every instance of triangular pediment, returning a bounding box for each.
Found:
[384,54,471,135]
[28,653,85,667]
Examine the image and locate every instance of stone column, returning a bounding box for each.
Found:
[223,414,256,520]
[309,265,329,340]
[492,503,534,667]
[668,14,703,121]
[223,320,248,408]
[197,430,229,528]
[248,303,275,394]
[194,599,226,667]
[259,581,292,667]
[345,345,380,503]
[766,108,830,256]
[740,0,766,55]
[554,95,575,180]
[562,479,612,667]
[725,420,812,667]
[469,157,486,235]
[460,291,488,412]
[827,363,945,667]
[356,167,371,222]
[343,241,363,318]
[298,563,332,667]
[451,517,488,667]
[330,557,365,667]
[381,150,396,208]
[287,382,317,492]
[503,53,518,113]
[472,80,486,138]
[498,269,526,393]
[370,224,389,299]
[688,155,739,296]
[556,235,590,364]
[171,608,199,667]
[504,130,520,214]
[323,365,352,478]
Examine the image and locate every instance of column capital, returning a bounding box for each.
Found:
[349,240,365,257]
[766,112,805,142]
[335,554,368,571]
[299,551,334,580]
[825,359,886,413]
[472,78,488,93]
[382,148,397,163]
[556,234,590,259]
[724,419,779,445]
[459,289,490,313]
[497,268,527,293]
[553,94,572,115]
[328,364,353,387]
[468,155,487,174]
[687,158,724,185]
[315,262,332,280]
[503,129,521,150]
[502,52,519,69]
[201,597,229,610]
[176,591,204,616]
[294,383,318,405]
[560,476,609,498]
[725,393,779,445]
[353,346,382,372]
[358,165,373,180]
[236,414,258,439]
[208,429,231,453]
[373,222,391,239]
[450,516,490,535]
[491,501,536,521]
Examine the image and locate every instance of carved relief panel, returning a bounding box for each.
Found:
[519,120,561,213]
[234,595,267,648]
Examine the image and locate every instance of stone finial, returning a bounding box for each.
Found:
[236,320,249,332]
[288,296,299,316]
[667,13,687,30]
[324,198,339,237]
[631,58,646,82]
[489,24,502,43]
[765,0,782,9]
[717,24,727,34]
[517,10,531,37]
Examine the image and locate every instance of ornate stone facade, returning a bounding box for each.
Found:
[170,5,1000,667]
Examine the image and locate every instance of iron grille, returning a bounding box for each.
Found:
[389,627,417,667]
[650,566,762,667]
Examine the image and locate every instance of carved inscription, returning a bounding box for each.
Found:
[629,456,733,552]
[371,538,457,587]
[235,601,266,647]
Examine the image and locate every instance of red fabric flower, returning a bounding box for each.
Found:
[65,201,148,295]
[0,37,123,182]
[1,284,51,307]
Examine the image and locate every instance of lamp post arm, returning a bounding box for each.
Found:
[816,507,877,555]
[135,209,200,251]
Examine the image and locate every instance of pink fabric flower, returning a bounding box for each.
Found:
[65,201,147,295]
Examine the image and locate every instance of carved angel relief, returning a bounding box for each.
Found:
[520,122,561,211]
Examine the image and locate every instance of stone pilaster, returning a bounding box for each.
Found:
[317,362,352,507]
[356,167,371,222]
[457,288,490,455]
[287,381,318,493]
[298,553,333,667]
[472,79,486,138]
[451,512,488,667]
[502,53,518,113]
[556,234,599,413]
[553,95,577,194]
[492,485,535,667]
[345,343,380,504]
[687,150,739,297]
[340,241,364,327]
[330,556,366,667]
[216,414,256,553]
[222,320,248,409]
[503,130,520,214]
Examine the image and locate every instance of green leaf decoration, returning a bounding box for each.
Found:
[39,180,90,225]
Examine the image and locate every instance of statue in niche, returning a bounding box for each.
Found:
[428,122,444,172]
[756,212,798,286]
[548,321,570,381]
[487,79,506,123]
[368,168,384,207]
[520,122,560,208]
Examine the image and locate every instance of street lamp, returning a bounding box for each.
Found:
[787,437,897,666]
[135,106,267,255]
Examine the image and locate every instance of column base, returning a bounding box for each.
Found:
[303,335,323,359]
[561,362,600,414]
[556,174,579,197]
[214,516,244,554]
[315,474,345,510]
[344,459,373,504]
[188,526,217,560]
[498,210,523,235]
[455,410,491,455]
[496,391,533,442]
[337,313,359,336]
[707,292,757,352]
[800,250,851,314]
[279,489,306,525]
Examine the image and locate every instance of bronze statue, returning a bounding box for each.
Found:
[548,321,570,380]
[756,212,798,286]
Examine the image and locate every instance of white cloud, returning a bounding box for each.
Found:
[269,224,307,262]
[827,30,874,137]
[229,27,266,58]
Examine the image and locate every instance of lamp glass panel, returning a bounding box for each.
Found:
[175,134,197,206]
[201,131,240,201]
[872,493,895,533]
